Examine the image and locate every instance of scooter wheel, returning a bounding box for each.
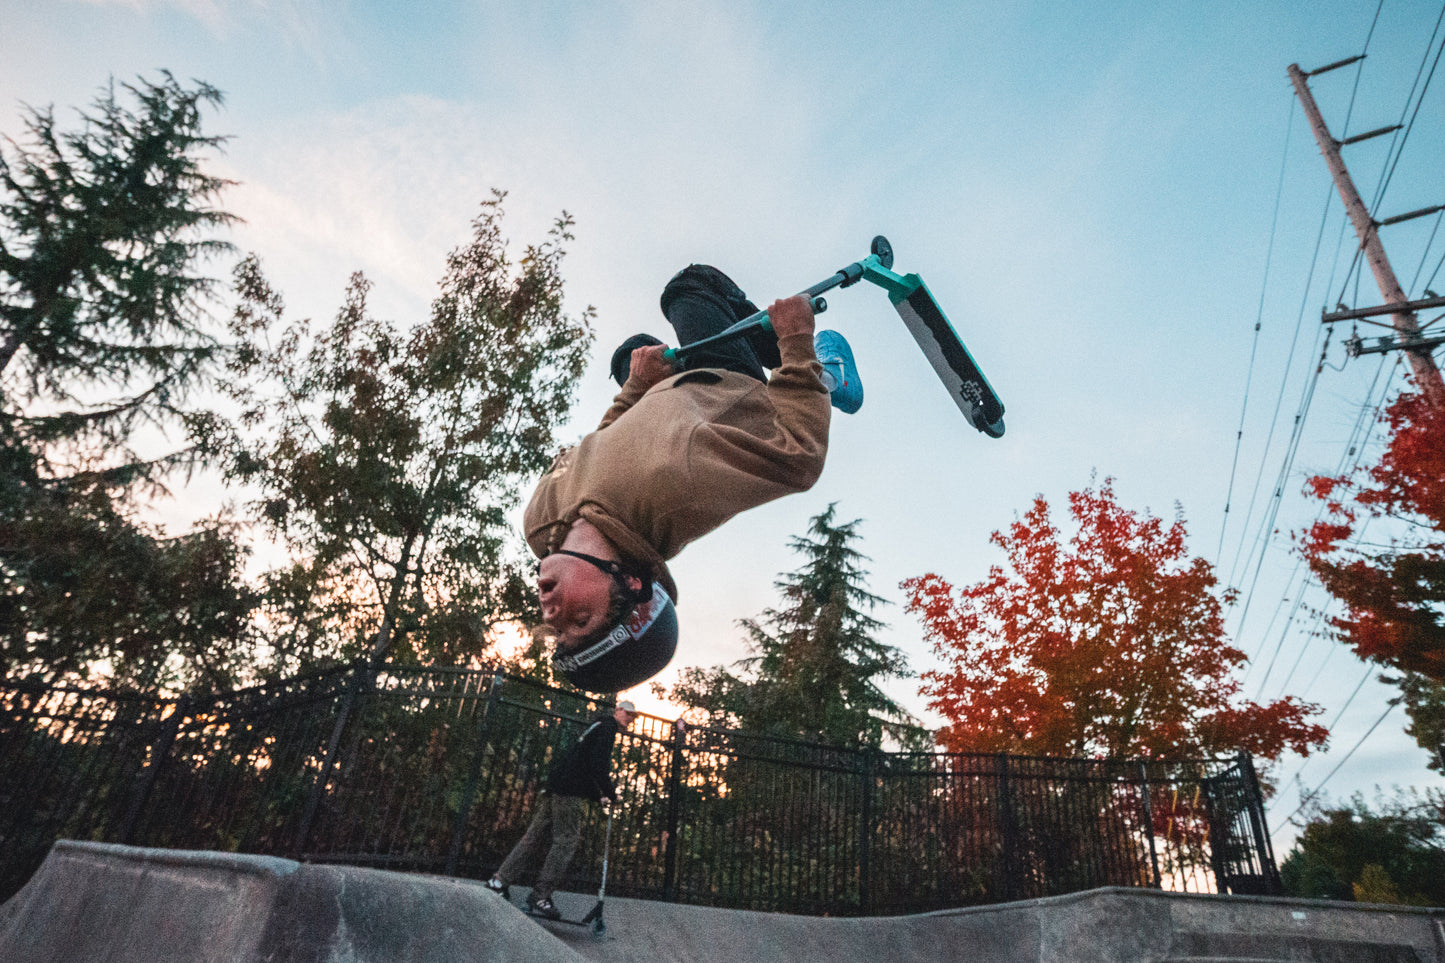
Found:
[968,403,1002,438]
[871,236,894,270]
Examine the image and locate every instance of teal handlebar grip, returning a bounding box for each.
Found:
[664,296,825,368]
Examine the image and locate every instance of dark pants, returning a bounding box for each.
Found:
[660,265,781,382]
[494,792,588,901]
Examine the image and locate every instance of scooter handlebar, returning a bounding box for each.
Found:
[663,296,826,367]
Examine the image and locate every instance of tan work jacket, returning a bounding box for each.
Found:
[524,332,832,602]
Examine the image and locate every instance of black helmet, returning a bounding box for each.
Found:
[553,582,678,693]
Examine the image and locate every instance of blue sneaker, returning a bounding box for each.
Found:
[814,330,863,414]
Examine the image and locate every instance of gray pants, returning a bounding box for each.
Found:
[494,792,587,901]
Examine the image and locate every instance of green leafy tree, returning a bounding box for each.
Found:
[213,192,593,673]
[0,73,255,688]
[1280,791,1445,906]
[1393,671,1445,774]
[666,505,925,749]
[3,498,256,690]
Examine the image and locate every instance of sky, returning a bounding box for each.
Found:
[4,0,1445,857]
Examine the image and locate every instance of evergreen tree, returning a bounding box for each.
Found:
[0,72,234,488]
[667,505,926,749]
[0,74,255,689]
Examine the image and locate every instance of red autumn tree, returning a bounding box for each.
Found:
[1301,389,1445,684]
[904,479,1327,769]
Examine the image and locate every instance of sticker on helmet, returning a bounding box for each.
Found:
[624,589,669,637]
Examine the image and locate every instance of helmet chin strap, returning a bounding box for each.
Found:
[543,549,652,604]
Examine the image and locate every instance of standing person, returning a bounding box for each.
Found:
[486,701,638,919]
[526,264,863,693]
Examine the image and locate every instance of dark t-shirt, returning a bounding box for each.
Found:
[547,715,620,801]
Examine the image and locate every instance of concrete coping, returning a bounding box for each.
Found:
[49,839,301,880]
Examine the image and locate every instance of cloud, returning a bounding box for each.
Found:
[72,0,329,43]
[213,3,835,345]
[221,94,570,321]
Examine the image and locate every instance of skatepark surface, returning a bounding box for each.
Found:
[2,840,1443,962]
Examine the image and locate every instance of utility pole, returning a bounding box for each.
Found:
[1289,60,1445,405]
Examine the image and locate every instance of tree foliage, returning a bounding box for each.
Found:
[0,74,255,688]
[664,505,926,749]
[1393,670,1445,775]
[2,490,255,689]
[1302,390,1445,686]
[904,479,1327,770]
[211,192,593,673]
[1280,790,1445,906]
[0,72,235,486]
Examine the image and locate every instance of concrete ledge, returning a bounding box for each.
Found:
[559,886,1444,963]
[3,842,1443,962]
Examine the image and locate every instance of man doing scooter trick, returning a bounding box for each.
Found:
[524,264,862,693]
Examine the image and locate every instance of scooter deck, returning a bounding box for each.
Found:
[525,899,606,935]
[888,275,1005,437]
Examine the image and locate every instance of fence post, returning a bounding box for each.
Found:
[996,753,1018,902]
[119,694,190,845]
[661,718,687,901]
[445,671,504,876]
[1137,760,1162,888]
[1236,749,1282,894]
[293,661,372,858]
[1197,769,1228,890]
[858,748,874,915]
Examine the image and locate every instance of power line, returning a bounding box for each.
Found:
[1223,187,1332,597]
[1271,697,1397,836]
[1259,354,1393,699]
[1232,12,1441,845]
[1223,30,1373,605]
[1218,95,1297,568]
[1252,572,1315,699]
[1230,325,1330,661]
[1285,664,1378,791]
[1326,5,1383,304]
[1422,244,1445,296]
[1362,4,1445,222]
[1237,6,1441,691]
[1275,600,1334,695]
[1259,6,1443,786]
[1408,210,1444,294]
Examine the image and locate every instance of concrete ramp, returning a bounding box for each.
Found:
[3,841,1443,963]
[0,840,588,963]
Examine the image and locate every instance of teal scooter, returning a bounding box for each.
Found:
[664,236,1005,437]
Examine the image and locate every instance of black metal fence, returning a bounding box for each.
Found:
[0,663,1280,913]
